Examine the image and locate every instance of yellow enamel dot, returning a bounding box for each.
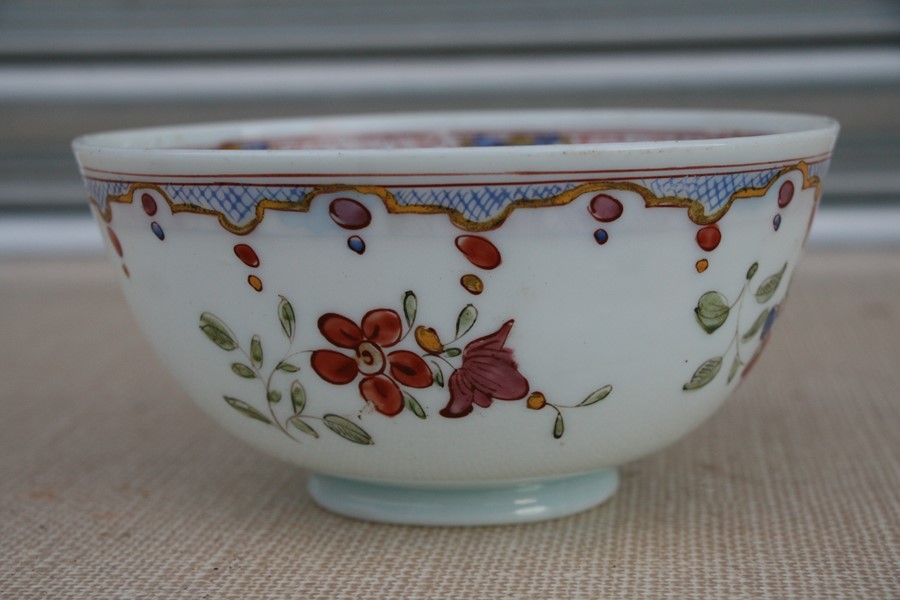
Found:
[414,326,443,353]
[527,392,547,410]
[460,273,484,295]
[248,275,263,292]
[696,259,709,273]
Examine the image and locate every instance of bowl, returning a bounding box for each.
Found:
[73,109,839,525]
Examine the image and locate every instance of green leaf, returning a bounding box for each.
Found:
[553,412,565,439]
[199,312,237,351]
[289,416,319,438]
[231,363,256,378]
[290,380,306,414]
[223,396,271,424]
[276,361,300,373]
[267,390,282,404]
[741,309,769,342]
[683,356,723,391]
[727,355,743,384]
[455,304,478,339]
[578,384,612,407]
[250,335,263,368]
[323,414,374,445]
[694,291,731,334]
[278,295,296,340]
[430,361,445,387]
[444,347,462,357]
[403,391,427,419]
[403,290,417,327]
[746,262,759,280]
[755,262,787,303]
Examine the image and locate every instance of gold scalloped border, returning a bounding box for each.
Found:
[90,161,822,234]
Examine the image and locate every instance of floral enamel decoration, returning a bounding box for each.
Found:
[200,296,375,445]
[310,309,432,416]
[174,163,804,442]
[201,291,614,443]
[683,261,787,390]
[439,320,529,418]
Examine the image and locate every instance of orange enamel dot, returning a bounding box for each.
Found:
[460,274,484,295]
[248,275,263,292]
[414,326,444,354]
[696,259,709,273]
[527,392,547,410]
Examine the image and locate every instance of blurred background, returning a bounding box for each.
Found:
[1,0,898,256]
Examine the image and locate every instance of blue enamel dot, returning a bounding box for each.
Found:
[348,235,366,254]
[593,228,609,245]
[773,214,782,231]
[151,221,165,240]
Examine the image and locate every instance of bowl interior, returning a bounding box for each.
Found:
[73,109,839,155]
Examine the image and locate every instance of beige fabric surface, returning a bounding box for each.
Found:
[1,251,899,599]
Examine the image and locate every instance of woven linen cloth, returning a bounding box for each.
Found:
[1,251,898,600]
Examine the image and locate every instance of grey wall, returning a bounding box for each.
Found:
[2,0,898,215]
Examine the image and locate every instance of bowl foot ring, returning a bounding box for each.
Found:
[307,468,619,526]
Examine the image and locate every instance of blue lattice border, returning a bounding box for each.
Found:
[85,160,828,234]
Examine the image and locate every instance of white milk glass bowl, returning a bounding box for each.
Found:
[73,110,839,525]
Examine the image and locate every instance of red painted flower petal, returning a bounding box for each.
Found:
[310,350,358,384]
[455,235,502,270]
[387,350,433,388]
[361,309,403,347]
[463,354,530,400]
[317,313,363,348]
[359,375,403,416]
[463,320,515,356]
[457,320,529,400]
[441,370,477,418]
[471,388,494,408]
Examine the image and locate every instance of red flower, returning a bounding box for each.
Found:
[441,320,529,418]
[311,309,432,416]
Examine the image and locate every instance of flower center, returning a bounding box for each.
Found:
[356,341,386,376]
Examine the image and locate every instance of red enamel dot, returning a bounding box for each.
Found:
[588,194,624,222]
[778,181,795,208]
[696,226,722,252]
[233,244,260,268]
[141,193,158,216]
[455,235,501,270]
[107,227,123,257]
[329,198,371,230]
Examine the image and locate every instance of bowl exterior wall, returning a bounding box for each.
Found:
[75,113,835,484]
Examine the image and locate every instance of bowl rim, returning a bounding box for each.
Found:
[72,109,840,177]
